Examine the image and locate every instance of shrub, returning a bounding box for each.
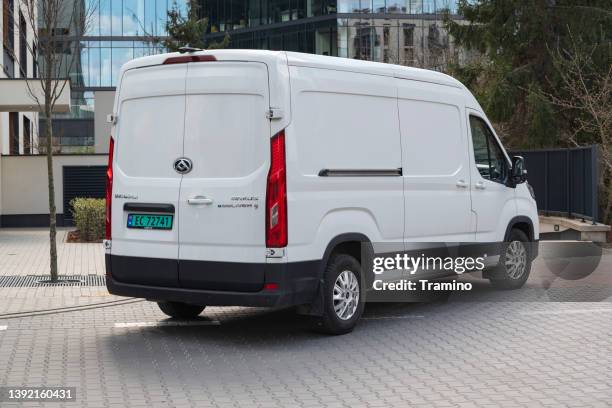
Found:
[70,198,105,242]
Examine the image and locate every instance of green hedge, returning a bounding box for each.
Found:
[70,198,105,242]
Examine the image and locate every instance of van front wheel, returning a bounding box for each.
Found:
[314,254,365,335]
[157,301,206,318]
[489,229,532,290]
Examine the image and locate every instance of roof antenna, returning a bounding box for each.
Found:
[178,45,202,53]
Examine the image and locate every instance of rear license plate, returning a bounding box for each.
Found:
[127,214,173,230]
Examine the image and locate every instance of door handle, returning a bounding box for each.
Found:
[456,180,468,188]
[188,196,213,205]
[475,182,486,190]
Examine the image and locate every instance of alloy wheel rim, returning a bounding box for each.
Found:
[333,270,360,320]
[505,241,527,279]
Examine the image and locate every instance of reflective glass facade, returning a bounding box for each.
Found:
[201,0,462,69]
[78,0,188,89]
[201,0,337,31]
[337,0,458,14]
[336,16,460,71]
[200,1,458,33]
[87,0,187,37]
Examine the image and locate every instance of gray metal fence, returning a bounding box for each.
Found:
[511,145,599,223]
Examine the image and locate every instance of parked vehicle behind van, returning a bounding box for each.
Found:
[105,50,539,334]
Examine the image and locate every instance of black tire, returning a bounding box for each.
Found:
[489,229,532,290]
[313,254,365,335]
[157,301,205,319]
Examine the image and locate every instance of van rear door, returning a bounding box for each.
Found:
[178,61,271,291]
[111,64,186,286]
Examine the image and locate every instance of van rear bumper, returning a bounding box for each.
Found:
[105,254,320,308]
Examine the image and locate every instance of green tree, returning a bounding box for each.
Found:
[163,0,229,52]
[443,1,611,149]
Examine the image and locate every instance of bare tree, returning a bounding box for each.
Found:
[540,33,612,224]
[11,0,94,281]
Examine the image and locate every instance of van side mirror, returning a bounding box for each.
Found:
[510,156,528,185]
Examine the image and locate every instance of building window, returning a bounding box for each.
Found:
[353,24,380,61]
[383,25,390,63]
[403,24,415,65]
[32,42,37,77]
[19,11,27,77]
[403,25,414,47]
[383,25,390,46]
[23,116,32,154]
[3,0,14,49]
[9,112,19,155]
[3,0,15,77]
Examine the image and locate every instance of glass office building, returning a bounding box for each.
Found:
[200,1,464,69]
[79,0,189,88]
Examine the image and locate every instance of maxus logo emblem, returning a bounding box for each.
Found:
[173,157,193,174]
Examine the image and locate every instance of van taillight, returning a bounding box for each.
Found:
[105,137,114,240]
[266,130,287,248]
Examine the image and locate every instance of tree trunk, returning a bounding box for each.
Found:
[45,98,58,282]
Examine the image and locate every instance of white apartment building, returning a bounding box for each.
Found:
[1,0,39,155]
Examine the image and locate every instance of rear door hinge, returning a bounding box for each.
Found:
[266,108,284,120]
[106,114,118,125]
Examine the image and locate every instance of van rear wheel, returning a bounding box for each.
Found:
[313,254,365,335]
[157,301,206,318]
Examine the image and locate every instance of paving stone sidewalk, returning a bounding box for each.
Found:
[0,228,112,314]
[0,228,104,277]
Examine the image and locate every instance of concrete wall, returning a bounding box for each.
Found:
[0,80,71,113]
[94,91,116,154]
[1,154,108,220]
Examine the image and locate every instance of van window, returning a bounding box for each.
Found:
[469,115,508,184]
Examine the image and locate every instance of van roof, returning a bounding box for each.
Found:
[118,49,481,110]
[121,49,461,88]
[285,51,463,89]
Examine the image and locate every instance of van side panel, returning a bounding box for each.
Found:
[397,79,474,242]
[286,66,404,263]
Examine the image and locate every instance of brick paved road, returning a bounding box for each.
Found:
[1,295,611,407]
[0,230,611,407]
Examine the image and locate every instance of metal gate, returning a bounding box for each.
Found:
[511,145,599,222]
[62,166,106,223]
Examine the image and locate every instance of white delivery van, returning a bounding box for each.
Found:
[105,50,539,334]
